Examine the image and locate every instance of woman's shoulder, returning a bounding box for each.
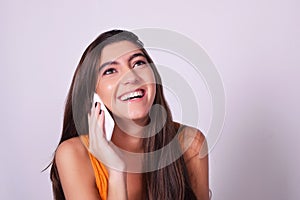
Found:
[55,138,100,198]
[55,136,91,168]
[173,121,205,142]
[56,137,87,156]
[173,122,208,161]
[174,123,210,199]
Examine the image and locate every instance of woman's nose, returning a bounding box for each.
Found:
[121,68,141,85]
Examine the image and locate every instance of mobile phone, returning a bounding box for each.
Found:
[93,93,115,141]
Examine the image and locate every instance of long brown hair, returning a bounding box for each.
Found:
[48,30,197,199]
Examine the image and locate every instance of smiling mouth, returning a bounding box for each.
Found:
[120,89,145,101]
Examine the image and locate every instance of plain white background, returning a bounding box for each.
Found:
[1,0,299,199]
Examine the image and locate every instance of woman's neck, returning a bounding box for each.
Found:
[111,118,146,153]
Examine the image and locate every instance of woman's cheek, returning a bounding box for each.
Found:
[141,68,156,84]
[98,82,116,108]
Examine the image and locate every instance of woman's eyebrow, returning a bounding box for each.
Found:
[98,52,146,71]
[98,61,118,71]
[128,52,146,62]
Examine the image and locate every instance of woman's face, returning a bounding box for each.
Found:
[95,40,156,122]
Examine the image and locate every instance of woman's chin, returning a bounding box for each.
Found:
[128,113,149,123]
[114,112,149,125]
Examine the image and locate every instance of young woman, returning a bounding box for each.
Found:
[49,30,209,200]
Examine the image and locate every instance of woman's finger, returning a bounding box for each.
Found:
[89,102,106,144]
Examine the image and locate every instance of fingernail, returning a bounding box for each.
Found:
[99,109,102,115]
[95,102,98,107]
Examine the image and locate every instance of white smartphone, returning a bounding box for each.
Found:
[93,93,115,141]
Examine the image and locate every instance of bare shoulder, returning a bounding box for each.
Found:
[176,124,210,199]
[55,136,93,180]
[55,137,89,163]
[177,124,208,161]
[55,137,99,199]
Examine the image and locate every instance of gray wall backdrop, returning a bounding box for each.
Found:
[1,0,299,199]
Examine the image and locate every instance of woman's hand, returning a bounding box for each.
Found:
[88,102,126,172]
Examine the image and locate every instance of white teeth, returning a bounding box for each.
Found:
[120,90,144,101]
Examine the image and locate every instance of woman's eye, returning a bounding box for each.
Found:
[133,60,146,68]
[103,68,116,75]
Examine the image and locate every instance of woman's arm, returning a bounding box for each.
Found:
[179,127,210,200]
[55,137,100,200]
[88,102,128,200]
[55,102,128,200]
[55,137,127,200]
[55,137,128,200]
[107,170,127,200]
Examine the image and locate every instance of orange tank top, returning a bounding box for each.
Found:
[80,135,108,200]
